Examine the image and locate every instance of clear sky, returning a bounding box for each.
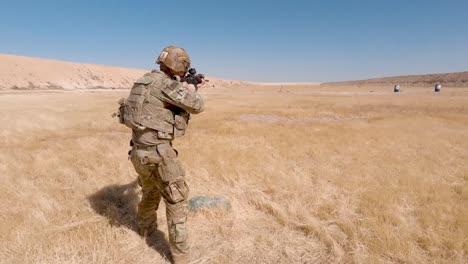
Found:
[1,0,467,82]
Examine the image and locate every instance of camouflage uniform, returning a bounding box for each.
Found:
[120,66,203,263]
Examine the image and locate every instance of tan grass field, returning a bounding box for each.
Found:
[0,85,467,264]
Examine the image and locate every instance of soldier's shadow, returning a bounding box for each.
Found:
[88,180,172,261]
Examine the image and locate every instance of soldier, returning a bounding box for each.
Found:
[116,46,205,264]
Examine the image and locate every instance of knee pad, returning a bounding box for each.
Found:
[163,180,189,204]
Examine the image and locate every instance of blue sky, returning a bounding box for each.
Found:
[1,0,467,82]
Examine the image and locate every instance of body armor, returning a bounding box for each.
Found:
[117,71,202,141]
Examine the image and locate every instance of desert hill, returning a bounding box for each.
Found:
[0,54,243,90]
[322,71,468,87]
[3,53,467,90]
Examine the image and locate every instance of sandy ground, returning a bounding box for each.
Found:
[0,85,467,264]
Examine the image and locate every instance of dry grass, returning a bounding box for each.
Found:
[0,86,467,264]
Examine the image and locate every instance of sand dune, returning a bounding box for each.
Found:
[0,54,245,90]
[0,54,147,90]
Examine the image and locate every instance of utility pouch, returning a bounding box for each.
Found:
[174,112,190,137]
[156,144,183,182]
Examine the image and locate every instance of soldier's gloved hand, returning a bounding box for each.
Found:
[184,78,205,91]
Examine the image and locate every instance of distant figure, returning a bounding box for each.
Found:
[435,84,442,92]
[394,85,400,93]
[115,46,205,264]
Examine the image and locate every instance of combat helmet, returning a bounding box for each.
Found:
[156,46,191,73]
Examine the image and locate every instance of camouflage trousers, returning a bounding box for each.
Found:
[130,142,189,263]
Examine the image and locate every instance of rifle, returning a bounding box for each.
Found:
[172,68,208,91]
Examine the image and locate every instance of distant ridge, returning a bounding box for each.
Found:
[322,71,468,87]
